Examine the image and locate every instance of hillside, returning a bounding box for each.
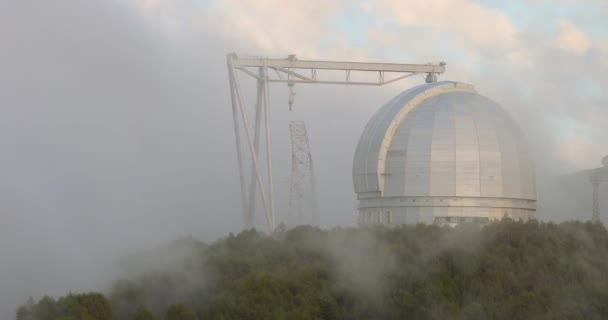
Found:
[16,220,608,320]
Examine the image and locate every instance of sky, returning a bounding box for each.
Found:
[0,0,607,318]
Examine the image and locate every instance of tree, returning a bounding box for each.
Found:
[16,297,35,320]
[132,306,157,320]
[58,293,112,320]
[32,296,59,320]
[14,221,608,320]
[165,304,198,320]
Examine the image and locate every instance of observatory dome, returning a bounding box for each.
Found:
[353,81,536,226]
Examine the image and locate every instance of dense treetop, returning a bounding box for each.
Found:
[17,220,608,320]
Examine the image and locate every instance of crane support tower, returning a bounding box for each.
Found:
[589,156,608,224]
[226,53,446,231]
[591,175,600,223]
[288,121,319,226]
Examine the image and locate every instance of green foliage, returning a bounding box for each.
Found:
[59,293,112,320]
[132,306,156,320]
[16,297,35,320]
[109,280,146,320]
[17,221,608,320]
[17,293,111,320]
[164,304,197,320]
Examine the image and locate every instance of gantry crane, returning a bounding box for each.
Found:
[226,53,446,230]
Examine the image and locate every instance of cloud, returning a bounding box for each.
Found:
[131,0,165,10]
[0,0,243,317]
[128,0,347,58]
[364,0,517,52]
[557,139,595,169]
[555,20,591,55]
[598,39,608,67]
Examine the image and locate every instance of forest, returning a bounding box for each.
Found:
[15,220,608,320]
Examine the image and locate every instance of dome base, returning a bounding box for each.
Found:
[358,203,535,226]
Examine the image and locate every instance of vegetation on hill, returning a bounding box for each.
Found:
[16,220,608,320]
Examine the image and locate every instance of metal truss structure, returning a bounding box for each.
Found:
[226,53,446,231]
[591,175,600,223]
[590,157,608,223]
[288,121,319,226]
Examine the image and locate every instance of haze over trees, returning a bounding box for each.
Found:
[17,220,608,320]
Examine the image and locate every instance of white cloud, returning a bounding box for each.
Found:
[203,0,346,57]
[554,20,590,55]
[128,0,347,58]
[364,0,517,51]
[598,39,608,67]
[557,139,594,168]
[131,0,163,10]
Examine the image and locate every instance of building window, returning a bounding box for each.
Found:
[386,211,392,224]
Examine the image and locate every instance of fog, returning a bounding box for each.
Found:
[0,0,241,316]
[1,0,607,318]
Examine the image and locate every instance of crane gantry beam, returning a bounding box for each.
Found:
[232,54,446,86]
[226,53,446,231]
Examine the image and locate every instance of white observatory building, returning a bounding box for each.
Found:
[353,81,536,226]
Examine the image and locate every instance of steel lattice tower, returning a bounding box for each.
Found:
[589,156,608,224]
[591,168,603,224]
[288,121,319,226]
[592,175,600,223]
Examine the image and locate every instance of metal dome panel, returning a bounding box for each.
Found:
[353,81,536,225]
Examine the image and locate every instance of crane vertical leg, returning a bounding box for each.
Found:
[245,67,264,228]
[226,56,248,228]
[231,60,273,231]
[262,66,276,229]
